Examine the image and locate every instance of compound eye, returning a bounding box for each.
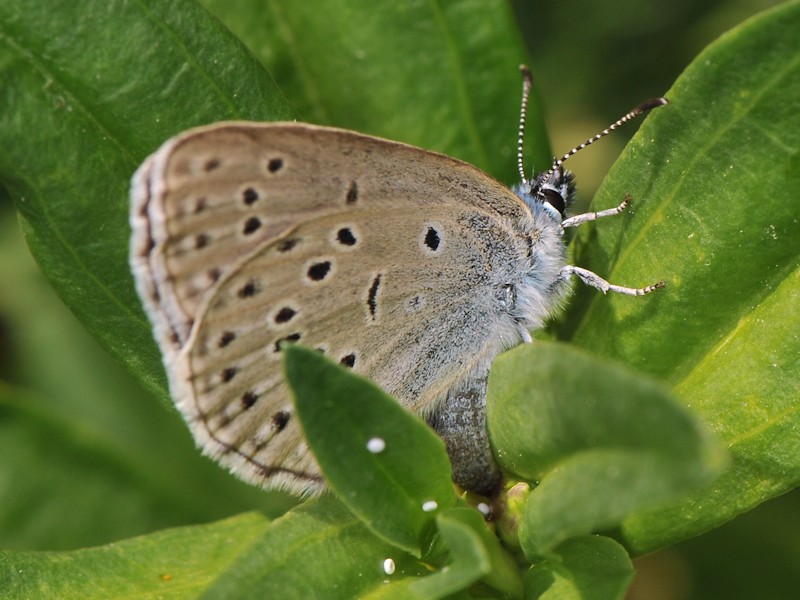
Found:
[542,188,566,216]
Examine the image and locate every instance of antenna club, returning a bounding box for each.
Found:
[637,97,669,112]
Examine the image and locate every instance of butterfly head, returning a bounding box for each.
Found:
[513,64,667,226]
[514,164,576,223]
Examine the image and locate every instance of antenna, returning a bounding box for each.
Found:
[543,97,668,179]
[517,65,534,185]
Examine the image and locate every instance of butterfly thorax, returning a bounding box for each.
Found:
[504,168,577,334]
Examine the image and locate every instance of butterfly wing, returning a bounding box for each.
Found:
[131,123,538,495]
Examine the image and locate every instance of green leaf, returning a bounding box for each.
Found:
[524,536,634,600]
[554,0,800,552]
[284,345,457,558]
[0,0,294,404]
[202,497,426,599]
[488,342,724,556]
[370,507,527,599]
[0,500,429,599]
[199,0,549,179]
[409,509,493,600]
[441,508,524,599]
[0,512,273,598]
[0,379,292,551]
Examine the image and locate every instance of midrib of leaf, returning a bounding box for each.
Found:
[0,1,270,334]
[571,39,800,365]
[727,403,800,450]
[135,1,246,117]
[0,31,142,322]
[674,261,800,428]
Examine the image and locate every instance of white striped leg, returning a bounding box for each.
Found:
[561,265,665,296]
[562,194,632,228]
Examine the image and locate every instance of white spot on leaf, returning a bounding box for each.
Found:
[383,558,395,575]
[367,437,386,453]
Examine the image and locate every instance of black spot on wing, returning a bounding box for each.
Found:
[274,307,297,323]
[424,226,441,251]
[271,410,290,431]
[241,391,258,409]
[346,181,358,204]
[336,227,357,246]
[242,188,259,205]
[219,331,236,347]
[367,274,381,320]
[307,261,332,282]
[243,216,262,235]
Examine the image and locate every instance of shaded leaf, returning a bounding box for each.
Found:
[0,382,289,551]
[408,509,491,599]
[665,488,800,600]
[524,536,634,600]
[440,508,524,599]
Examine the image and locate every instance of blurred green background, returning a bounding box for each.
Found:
[1,0,797,598]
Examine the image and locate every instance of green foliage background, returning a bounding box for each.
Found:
[0,0,798,598]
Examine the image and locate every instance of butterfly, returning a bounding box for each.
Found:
[130,65,665,496]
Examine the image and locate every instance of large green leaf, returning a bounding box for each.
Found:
[198,0,548,179]
[0,512,273,598]
[551,0,800,552]
[0,498,430,600]
[201,497,426,599]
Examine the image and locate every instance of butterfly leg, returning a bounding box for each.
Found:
[561,194,632,229]
[428,370,502,496]
[561,265,665,296]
